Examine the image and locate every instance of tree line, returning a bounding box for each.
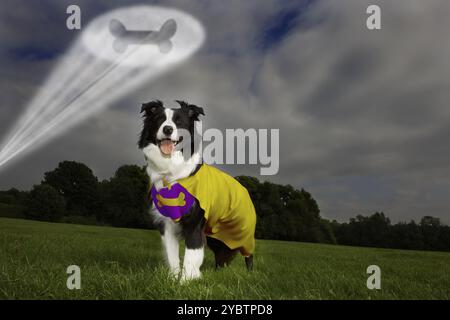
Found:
[0,161,449,252]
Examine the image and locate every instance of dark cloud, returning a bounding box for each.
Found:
[1,0,450,224]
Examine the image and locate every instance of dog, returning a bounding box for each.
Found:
[138,100,256,281]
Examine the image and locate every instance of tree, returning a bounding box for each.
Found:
[43,161,100,216]
[333,212,391,247]
[26,184,66,221]
[388,221,423,250]
[99,165,151,228]
[420,216,443,250]
[235,176,335,244]
[0,188,29,205]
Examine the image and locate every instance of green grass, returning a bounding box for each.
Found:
[0,217,449,300]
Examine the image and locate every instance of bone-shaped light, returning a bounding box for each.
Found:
[109,18,177,54]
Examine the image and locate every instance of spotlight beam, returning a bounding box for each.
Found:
[0,48,98,155]
[0,41,144,166]
[0,5,205,170]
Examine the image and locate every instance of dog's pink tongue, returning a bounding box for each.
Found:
[160,140,175,155]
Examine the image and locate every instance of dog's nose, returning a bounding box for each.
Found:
[163,125,173,135]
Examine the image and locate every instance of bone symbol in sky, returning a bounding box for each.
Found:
[109,18,177,54]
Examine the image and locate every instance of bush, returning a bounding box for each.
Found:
[26,184,66,222]
[0,203,26,219]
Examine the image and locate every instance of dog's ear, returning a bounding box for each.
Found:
[141,100,164,117]
[176,100,205,121]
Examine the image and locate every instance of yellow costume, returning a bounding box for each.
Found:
[178,164,256,256]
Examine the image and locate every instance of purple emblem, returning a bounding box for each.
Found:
[151,182,195,221]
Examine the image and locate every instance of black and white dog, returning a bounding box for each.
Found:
[138,100,255,282]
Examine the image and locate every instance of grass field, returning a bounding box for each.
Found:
[0,217,449,300]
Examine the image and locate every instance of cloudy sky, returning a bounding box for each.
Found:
[1,0,450,224]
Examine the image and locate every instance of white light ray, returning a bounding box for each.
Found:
[0,5,205,170]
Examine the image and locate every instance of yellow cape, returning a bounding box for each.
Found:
[178,164,256,256]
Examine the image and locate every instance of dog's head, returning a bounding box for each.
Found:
[138,100,204,164]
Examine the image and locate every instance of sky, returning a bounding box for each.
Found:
[1,0,450,224]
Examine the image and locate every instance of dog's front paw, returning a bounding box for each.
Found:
[168,267,180,280]
[180,268,202,283]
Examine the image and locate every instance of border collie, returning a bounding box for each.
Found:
[138,100,256,282]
